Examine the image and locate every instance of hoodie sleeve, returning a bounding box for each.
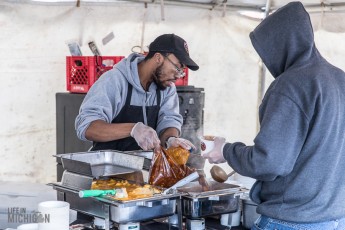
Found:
[156,86,183,136]
[75,69,127,141]
[223,92,310,181]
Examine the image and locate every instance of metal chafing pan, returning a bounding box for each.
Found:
[177,180,242,218]
[52,150,181,224]
[51,181,179,224]
[55,150,146,179]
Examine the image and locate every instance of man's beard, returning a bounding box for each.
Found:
[153,63,168,90]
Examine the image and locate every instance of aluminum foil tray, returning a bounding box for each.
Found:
[55,150,146,178]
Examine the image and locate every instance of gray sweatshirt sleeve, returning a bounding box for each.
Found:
[75,70,127,141]
[156,86,183,136]
[223,92,310,181]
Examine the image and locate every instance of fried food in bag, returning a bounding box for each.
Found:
[166,146,190,165]
[149,146,195,188]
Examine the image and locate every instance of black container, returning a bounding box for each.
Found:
[176,86,205,154]
[56,93,92,156]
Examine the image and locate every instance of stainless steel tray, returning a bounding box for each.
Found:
[55,150,146,179]
[125,150,154,160]
[177,180,242,218]
[178,180,241,198]
[50,169,181,224]
[52,183,179,224]
[124,150,153,171]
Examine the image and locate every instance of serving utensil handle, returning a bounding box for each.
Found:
[227,171,236,177]
[163,171,199,195]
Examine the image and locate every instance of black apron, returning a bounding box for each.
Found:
[91,84,161,151]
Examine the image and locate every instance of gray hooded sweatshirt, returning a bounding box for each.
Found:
[223,2,345,222]
[75,53,183,142]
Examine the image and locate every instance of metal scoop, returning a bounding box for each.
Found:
[162,171,199,195]
[210,165,236,183]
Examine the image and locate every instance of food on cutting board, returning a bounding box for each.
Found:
[91,179,161,200]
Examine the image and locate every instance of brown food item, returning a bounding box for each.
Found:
[197,170,211,192]
[203,135,215,141]
[149,146,195,188]
[165,146,190,165]
[91,179,161,200]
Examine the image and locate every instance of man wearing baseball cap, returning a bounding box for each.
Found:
[76,34,199,152]
[149,34,199,71]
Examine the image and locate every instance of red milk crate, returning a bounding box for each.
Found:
[175,68,189,86]
[66,56,125,93]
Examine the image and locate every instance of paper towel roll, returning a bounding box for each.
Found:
[17,223,38,230]
[37,201,69,230]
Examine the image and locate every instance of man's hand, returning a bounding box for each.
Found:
[202,136,227,164]
[130,122,160,150]
[166,137,196,151]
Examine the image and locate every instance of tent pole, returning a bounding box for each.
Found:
[140,3,148,53]
[161,0,165,20]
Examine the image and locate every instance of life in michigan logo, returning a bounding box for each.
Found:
[8,207,50,224]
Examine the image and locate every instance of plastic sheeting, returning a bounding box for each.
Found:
[0,2,345,188]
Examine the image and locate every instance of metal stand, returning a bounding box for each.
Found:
[176,197,183,230]
[104,204,111,230]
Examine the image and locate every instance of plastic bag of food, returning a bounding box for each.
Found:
[165,146,190,165]
[149,146,195,188]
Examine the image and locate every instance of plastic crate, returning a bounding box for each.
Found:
[175,68,189,86]
[66,56,124,93]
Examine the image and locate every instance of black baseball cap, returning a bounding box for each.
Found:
[149,34,199,71]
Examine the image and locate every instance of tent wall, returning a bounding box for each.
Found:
[0,2,344,187]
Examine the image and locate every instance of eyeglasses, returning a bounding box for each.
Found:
[164,55,186,78]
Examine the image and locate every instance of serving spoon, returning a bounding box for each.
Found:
[210,165,236,183]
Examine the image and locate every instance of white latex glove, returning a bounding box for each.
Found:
[202,136,227,164]
[166,137,196,151]
[130,122,160,150]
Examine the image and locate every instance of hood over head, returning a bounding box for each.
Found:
[249,1,315,78]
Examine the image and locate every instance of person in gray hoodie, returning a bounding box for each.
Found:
[203,2,345,229]
[75,34,199,151]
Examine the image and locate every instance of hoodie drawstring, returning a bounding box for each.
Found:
[142,92,148,125]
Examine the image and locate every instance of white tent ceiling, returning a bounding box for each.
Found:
[9,0,345,24]
[1,0,345,187]
[10,0,344,33]
[8,0,345,10]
